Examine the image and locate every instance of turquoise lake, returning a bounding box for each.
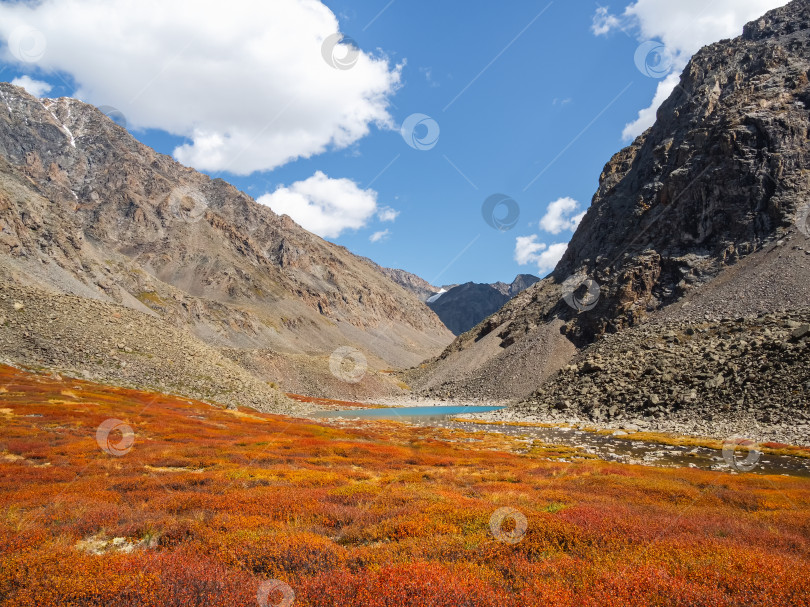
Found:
[315,405,505,420]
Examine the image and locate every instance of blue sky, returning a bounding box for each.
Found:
[0,0,787,286]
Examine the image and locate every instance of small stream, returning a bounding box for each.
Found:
[315,406,810,478]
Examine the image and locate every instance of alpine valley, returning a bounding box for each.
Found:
[2,1,810,606]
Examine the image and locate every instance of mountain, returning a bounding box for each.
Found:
[369,264,439,302]
[507,308,810,445]
[491,274,541,298]
[364,262,540,336]
[408,0,810,404]
[426,274,540,335]
[0,83,453,405]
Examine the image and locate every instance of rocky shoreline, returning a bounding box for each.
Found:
[462,408,808,450]
[465,309,810,447]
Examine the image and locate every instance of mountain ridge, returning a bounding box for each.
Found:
[0,83,452,402]
[408,0,810,403]
[426,274,540,335]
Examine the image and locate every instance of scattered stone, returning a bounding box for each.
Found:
[791,324,810,340]
[582,360,605,374]
[504,311,810,446]
[0,279,306,416]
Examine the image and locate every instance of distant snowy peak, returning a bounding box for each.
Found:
[426,289,447,304]
[426,275,540,335]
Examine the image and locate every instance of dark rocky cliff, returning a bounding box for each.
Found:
[410,0,810,402]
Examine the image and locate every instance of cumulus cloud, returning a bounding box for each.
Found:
[514,235,567,275]
[11,75,51,97]
[377,207,399,222]
[515,235,546,266]
[369,229,390,243]
[622,72,681,141]
[257,171,380,239]
[517,195,583,272]
[620,0,788,55]
[540,197,585,234]
[593,0,789,140]
[0,0,401,175]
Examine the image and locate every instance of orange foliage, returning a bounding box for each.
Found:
[285,394,383,409]
[0,364,809,606]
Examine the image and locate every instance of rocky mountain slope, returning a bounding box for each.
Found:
[426,274,539,335]
[409,0,810,403]
[491,274,541,298]
[0,83,452,404]
[0,272,310,415]
[369,263,540,336]
[375,265,439,302]
[480,304,810,446]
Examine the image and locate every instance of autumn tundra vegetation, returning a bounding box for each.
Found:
[0,364,808,606]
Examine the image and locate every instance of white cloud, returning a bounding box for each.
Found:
[622,72,680,141]
[514,235,568,274]
[593,0,790,140]
[592,7,622,36]
[369,229,390,243]
[515,235,546,266]
[257,171,379,238]
[377,206,399,222]
[0,0,401,175]
[540,197,585,234]
[419,66,439,88]
[535,243,569,274]
[11,75,51,97]
[622,0,789,56]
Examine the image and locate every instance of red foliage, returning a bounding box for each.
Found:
[1,364,809,606]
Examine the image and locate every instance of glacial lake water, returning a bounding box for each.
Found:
[315,405,505,420]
